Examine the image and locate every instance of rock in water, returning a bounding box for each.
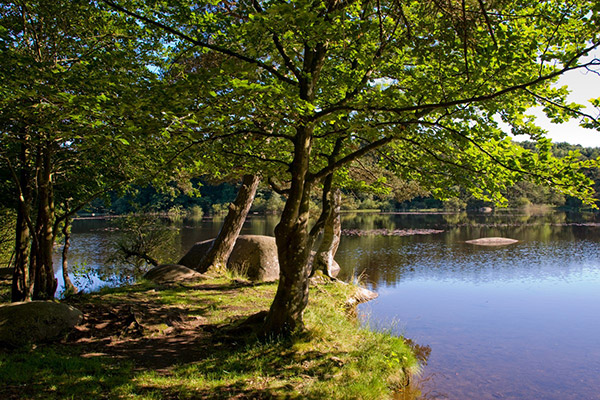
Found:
[0,301,83,347]
[465,237,519,246]
[144,264,203,284]
[179,235,280,281]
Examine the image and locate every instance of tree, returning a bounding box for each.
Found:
[0,0,182,300]
[197,174,261,272]
[103,0,600,335]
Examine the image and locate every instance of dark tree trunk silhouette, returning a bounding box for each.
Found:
[61,214,77,294]
[12,140,32,302]
[32,146,57,300]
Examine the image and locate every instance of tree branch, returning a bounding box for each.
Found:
[308,135,395,182]
[99,0,298,86]
[315,43,600,119]
[477,0,497,48]
[524,88,600,125]
[268,177,290,195]
[250,0,302,82]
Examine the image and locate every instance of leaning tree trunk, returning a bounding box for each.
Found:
[264,124,315,335]
[61,215,77,294]
[312,187,342,278]
[197,174,261,273]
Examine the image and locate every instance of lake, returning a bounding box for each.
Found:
[55,211,600,399]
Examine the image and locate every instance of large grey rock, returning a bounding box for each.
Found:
[0,301,83,347]
[465,237,519,246]
[179,235,280,281]
[144,264,203,284]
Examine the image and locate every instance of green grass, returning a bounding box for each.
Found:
[0,277,421,399]
[0,346,133,399]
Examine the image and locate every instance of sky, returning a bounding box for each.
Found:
[513,55,600,148]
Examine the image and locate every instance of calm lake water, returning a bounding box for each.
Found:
[55,211,600,399]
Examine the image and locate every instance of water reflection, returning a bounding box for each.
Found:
[53,214,280,294]
[341,212,600,400]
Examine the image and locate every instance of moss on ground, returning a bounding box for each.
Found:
[0,276,421,399]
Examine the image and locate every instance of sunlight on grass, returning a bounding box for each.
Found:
[0,278,420,399]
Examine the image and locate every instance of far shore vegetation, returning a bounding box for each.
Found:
[76,141,600,220]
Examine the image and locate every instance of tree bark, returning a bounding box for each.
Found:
[263,43,327,336]
[61,215,77,294]
[312,187,341,278]
[198,174,260,273]
[12,142,32,302]
[32,147,57,300]
[264,124,315,335]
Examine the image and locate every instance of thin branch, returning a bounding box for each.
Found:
[99,0,298,86]
[308,135,395,182]
[250,0,302,81]
[524,88,600,125]
[461,0,470,80]
[222,149,291,167]
[398,135,487,175]
[315,45,600,118]
[421,120,590,189]
[268,177,290,195]
[477,0,498,48]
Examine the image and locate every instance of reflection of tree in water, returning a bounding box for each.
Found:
[341,213,398,231]
[64,212,600,293]
[336,213,600,288]
[442,212,468,225]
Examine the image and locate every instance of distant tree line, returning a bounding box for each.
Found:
[81,141,600,217]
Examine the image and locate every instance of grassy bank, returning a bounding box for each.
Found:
[0,276,421,399]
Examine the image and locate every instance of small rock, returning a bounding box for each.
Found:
[346,286,379,308]
[465,237,519,246]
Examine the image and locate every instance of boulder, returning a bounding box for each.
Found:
[143,264,203,284]
[179,235,280,281]
[0,301,83,347]
[465,237,519,246]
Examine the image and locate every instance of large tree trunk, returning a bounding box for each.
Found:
[61,215,77,294]
[12,205,31,302]
[264,124,314,335]
[198,174,260,273]
[312,187,341,278]
[12,141,32,302]
[263,44,327,336]
[32,148,57,300]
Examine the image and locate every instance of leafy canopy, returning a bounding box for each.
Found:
[103,0,600,206]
